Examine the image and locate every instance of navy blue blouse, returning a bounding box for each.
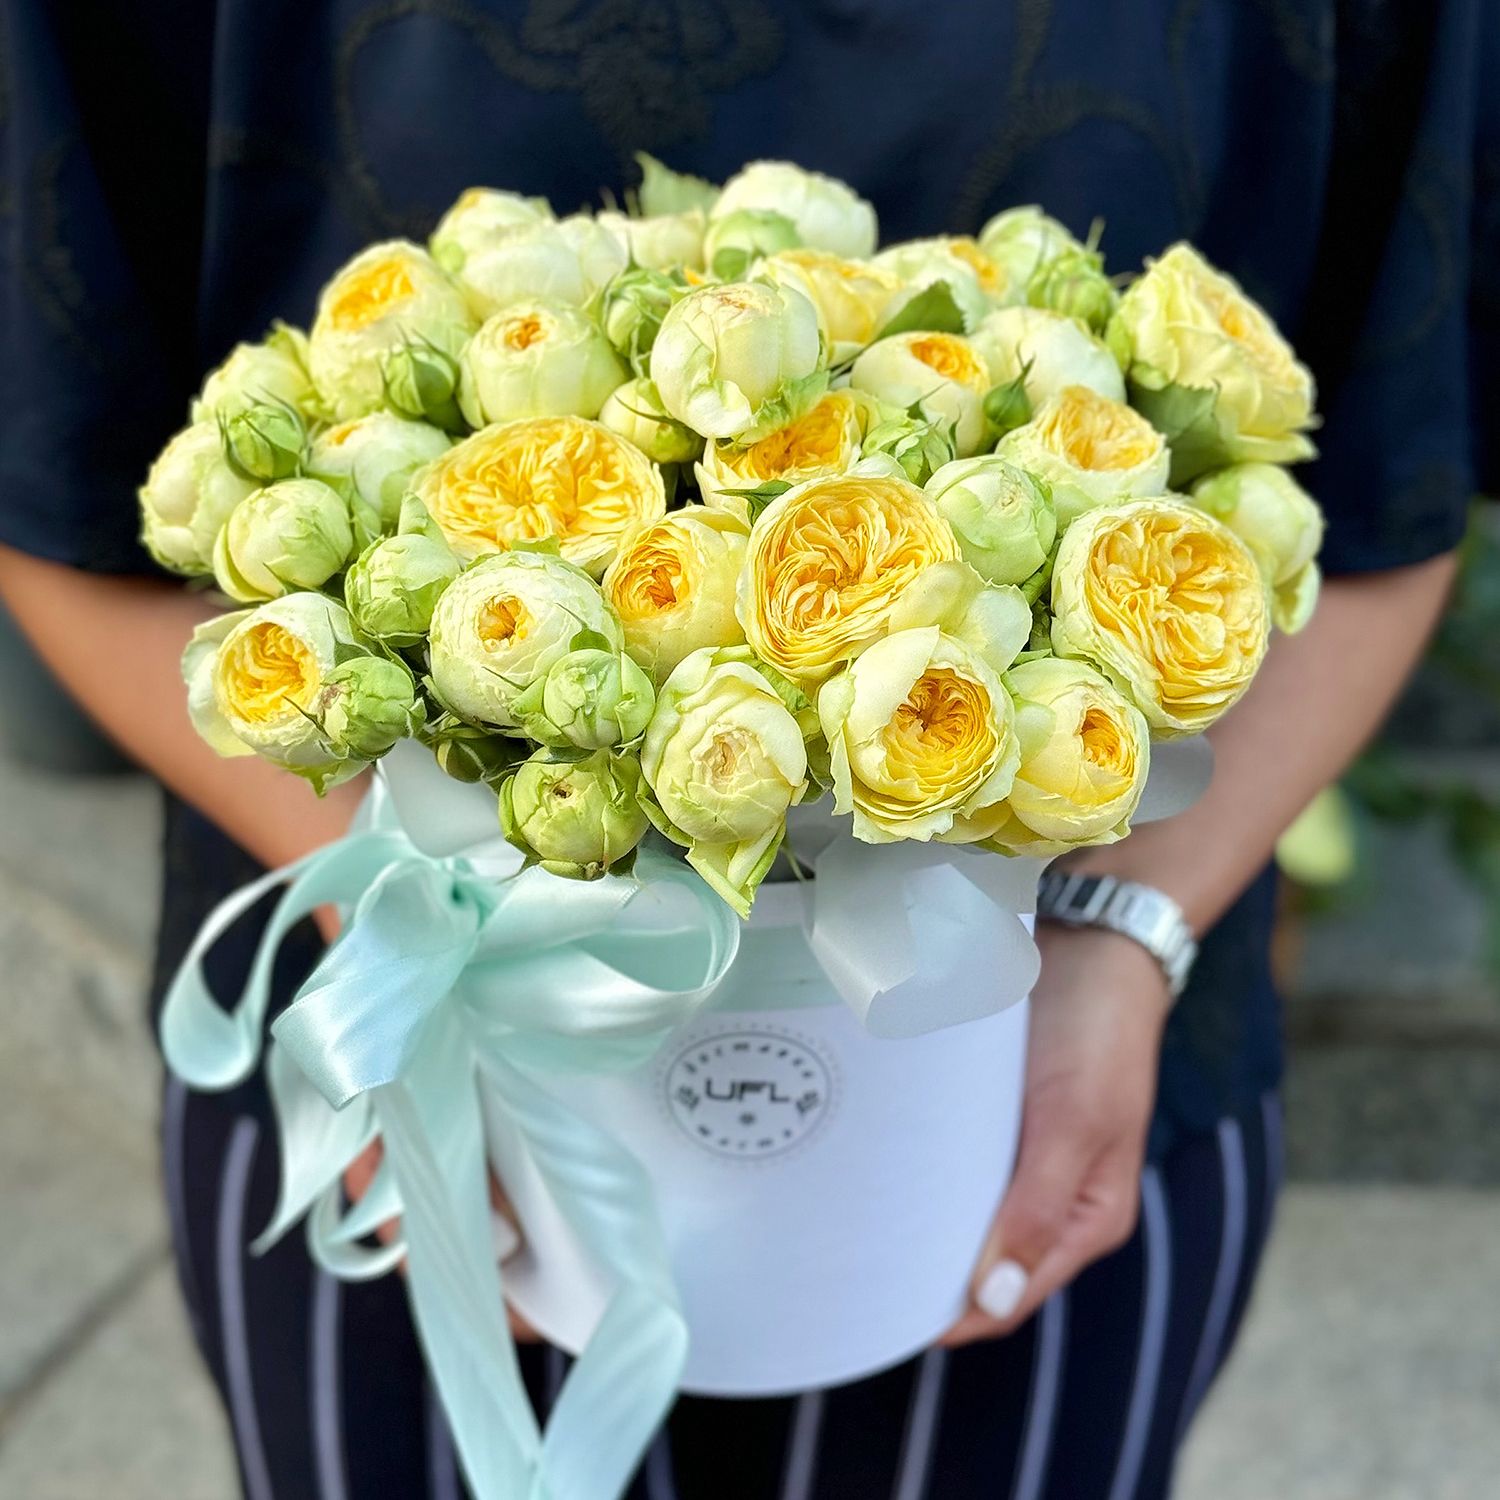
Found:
[3,0,1495,1145]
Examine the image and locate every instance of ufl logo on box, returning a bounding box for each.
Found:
[663,1026,834,1159]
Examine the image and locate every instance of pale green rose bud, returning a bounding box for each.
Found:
[308,241,476,421]
[306,411,453,534]
[849,330,993,456]
[925,457,1057,586]
[702,209,801,281]
[1189,463,1324,591]
[429,187,554,274]
[976,205,1085,288]
[380,340,464,430]
[452,217,626,321]
[428,550,622,727]
[597,207,706,272]
[500,748,649,879]
[640,645,808,915]
[139,421,258,576]
[650,279,823,441]
[432,728,529,785]
[600,266,682,375]
[1026,246,1118,333]
[191,593,373,792]
[859,406,957,487]
[212,478,355,603]
[192,323,318,423]
[598,377,703,465]
[316,655,424,760]
[712,160,876,259]
[344,532,461,646]
[971,305,1126,410]
[457,300,626,428]
[513,645,656,750]
[221,401,306,483]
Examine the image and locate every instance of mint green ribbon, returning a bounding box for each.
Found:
[160,782,739,1500]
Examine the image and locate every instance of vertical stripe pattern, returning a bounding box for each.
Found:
[1009,1290,1069,1500]
[311,1270,348,1500]
[779,1390,826,1500]
[216,1117,274,1500]
[1106,1167,1172,1500]
[890,1348,948,1500]
[425,1383,460,1500]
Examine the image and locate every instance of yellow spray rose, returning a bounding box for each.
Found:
[650,279,824,442]
[597,377,703,466]
[1051,497,1270,736]
[1110,244,1316,480]
[409,415,666,575]
[696,389,876,514]
[448,216,626,321]
[759,249,904,360]
[192,323,318,423]
[976,657,1151,854]
[739,469,961,686]
[995,384,1171,528]
[428,550,622,727]
[603,506,749,683]
[970,305,1126,409]
[429,187,554,274]
[640,645,809,915]
[818,625,1021,844]
[875,236,1012,329]
[711,160,877,259]
[850,331,993,456]
[457,300,625,427]
[307,241,476,420]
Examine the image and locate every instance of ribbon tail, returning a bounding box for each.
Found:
[486,1057,685,1500]
[373,1068,543,1500]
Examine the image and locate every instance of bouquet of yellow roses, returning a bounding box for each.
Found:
[153,156,1323,1499]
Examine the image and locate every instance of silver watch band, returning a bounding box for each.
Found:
[1035,871,1198,998]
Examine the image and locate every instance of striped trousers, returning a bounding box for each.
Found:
[161,1077,1281,1500]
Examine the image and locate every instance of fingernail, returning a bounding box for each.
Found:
[492,1209,520,1262]
[976,1259,1028,1320]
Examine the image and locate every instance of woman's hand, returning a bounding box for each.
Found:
[941,922,1172,1346]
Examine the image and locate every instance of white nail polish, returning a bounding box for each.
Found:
[492,1209,521,1262]
[977,1259,1028,1320]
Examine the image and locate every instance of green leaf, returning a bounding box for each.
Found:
[872,281,966,341]
[718,479,792,523]
[1126,377,1227,487]
[710,247,752,282]
[569,628,614,654]
[984,364,1033,439]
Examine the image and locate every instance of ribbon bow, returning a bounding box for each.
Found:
[161,780,739,1500]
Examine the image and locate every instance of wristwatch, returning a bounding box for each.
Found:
[1035,871,1198,998]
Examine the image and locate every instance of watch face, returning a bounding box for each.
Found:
[661,1024,835,1161]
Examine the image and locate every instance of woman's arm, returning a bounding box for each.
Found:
[0,544,363,869]
[946,550,1459,1343]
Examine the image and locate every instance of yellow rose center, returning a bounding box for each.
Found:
[502,313,549,351]
[1078,706,1128,772]
[886,669,991,765]
[327,258,416,333]
[910,334,988,389]
[948,238,1006,297]
[747,475,960,682]
[217,622,319,724]
[1040,386,1161,471]
[416,416,665,568]
[477,595,532,648]
[323,420,361,447]
[704,729,748,784]
[733,395,853,481]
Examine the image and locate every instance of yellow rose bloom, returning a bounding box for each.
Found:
[973,657,1150,854]
[409,415,667,576]
[850,331,993,456]
[308,241,475,420]
[1110,243,1316,479]
[995,384,1171,527]
[696,389,875,513]
[739,470,960,686]
[818,625,1020,843]
[760,249,904,360]
[1051,497,1271,736]
[603,506,749,683]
